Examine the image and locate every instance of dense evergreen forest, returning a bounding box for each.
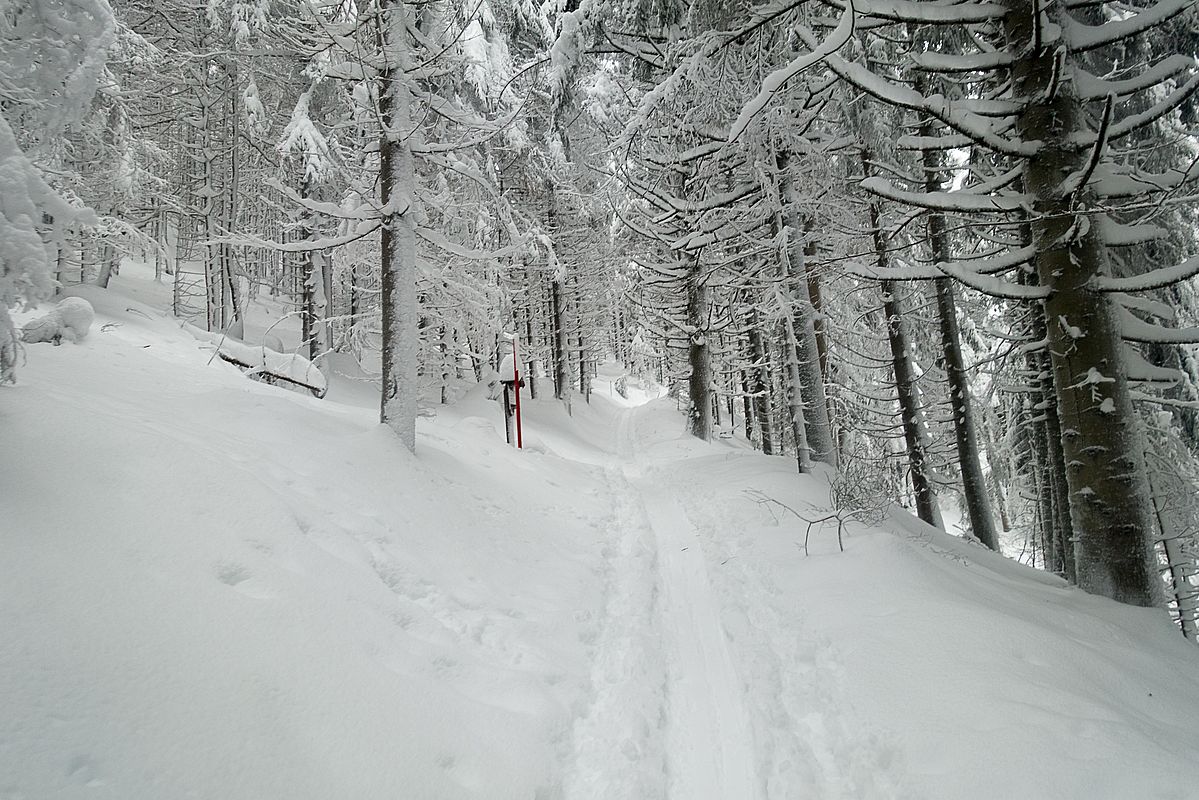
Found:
[4,0,1199,632]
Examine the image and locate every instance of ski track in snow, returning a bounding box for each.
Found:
[562,407,759,800]
[702,528,907,800]
[669,462,909,800]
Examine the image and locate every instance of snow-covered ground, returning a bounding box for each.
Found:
[4,263,1199,800]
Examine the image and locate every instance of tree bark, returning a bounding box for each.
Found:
[550,275,571,402]
[740,361,754,442]
[1005,0,1159,606]
[300,175,318,360]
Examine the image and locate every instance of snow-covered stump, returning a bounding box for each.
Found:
[20,297,95,345]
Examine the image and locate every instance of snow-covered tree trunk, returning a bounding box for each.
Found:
[1005,0,1159,606]
[321,250,334,355]
[299,174,318,360]
[1162,533,1199,640]
[378,0,419,451]
[521,273,539,399]
[574,277,590,401]
[194,43,225,331]
[349,261,361,329]
[778,154,836,467]
[748,307,774,454]
[96,242,116,288]
[880,278,943,529]
[782,309,813,472]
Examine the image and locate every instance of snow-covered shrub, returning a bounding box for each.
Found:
[0,0,113,380]
[828,452,889,529]
[21,297,95,345]
[0,309,17,383]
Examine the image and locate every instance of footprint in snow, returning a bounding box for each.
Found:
[215,561,251,586]
[65,755,103,787]
[215,561,275,600]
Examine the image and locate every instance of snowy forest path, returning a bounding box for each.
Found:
[618,407,761,800]
[562,405,760,800]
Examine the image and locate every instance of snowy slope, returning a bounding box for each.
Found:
[3,266,1199,800]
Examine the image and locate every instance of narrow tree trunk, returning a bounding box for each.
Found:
[321,249,334,354]
[1138,413,1199,636]
[1044,395,1078,583]
[225,74,242,337]
[551,275,570,402]
[172,250,185,318]
[439,324,449,404]
[349,261,361,350]
[1144,451,1199,638]
[522,269,538,399]
[740,363,754,442]
[806,240,831,391]
[748,307,774,454]
[299,176,318,359]
[575,280,589,400]
[686,254,712,441]
[95,242,116,289]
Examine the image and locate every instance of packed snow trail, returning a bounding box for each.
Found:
[563,406,759,800]
[620,407,760,800]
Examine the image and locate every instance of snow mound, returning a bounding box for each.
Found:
[20,296,94,344]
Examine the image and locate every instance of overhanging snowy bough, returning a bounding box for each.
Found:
[187,326,328,398]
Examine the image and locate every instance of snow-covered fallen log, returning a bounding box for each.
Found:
[187,325,327,398]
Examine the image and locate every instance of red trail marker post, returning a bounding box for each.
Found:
[512,335,523,449]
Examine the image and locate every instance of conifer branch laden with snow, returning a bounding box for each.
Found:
[817,0,1199,609]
